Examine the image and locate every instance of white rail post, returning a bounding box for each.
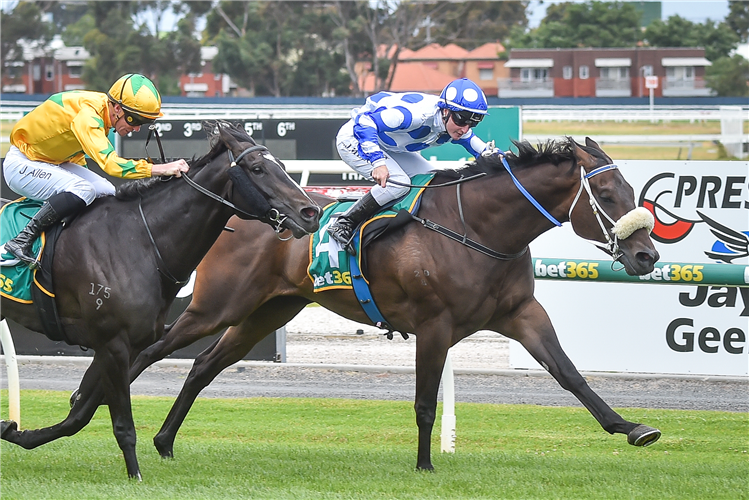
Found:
[440,350,455,453]
[1,319,20,427]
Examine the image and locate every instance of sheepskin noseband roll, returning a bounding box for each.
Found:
[612,207,655,240]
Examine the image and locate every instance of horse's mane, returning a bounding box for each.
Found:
[437,137,592,181]
[115,121,257,200]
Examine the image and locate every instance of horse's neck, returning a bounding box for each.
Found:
[140,173,232,278]
[448,163,578,252]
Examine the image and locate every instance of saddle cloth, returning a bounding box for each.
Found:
[0,198,48,302]
[307,173,434,293]
[1,198,67,341]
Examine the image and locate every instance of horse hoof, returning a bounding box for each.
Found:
[154,435,174,458]
[1,420,18,438]
[627,424,661,447]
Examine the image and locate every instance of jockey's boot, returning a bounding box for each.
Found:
[327,192,381,256]
[4,192,85,269]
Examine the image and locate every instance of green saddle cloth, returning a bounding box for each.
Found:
[307,173,434,293]
[0,198,45,303]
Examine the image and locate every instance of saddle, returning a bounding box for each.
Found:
[307,173,435,334]
[0,198,69,342]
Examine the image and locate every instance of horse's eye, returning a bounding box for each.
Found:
[251,166,263,175]
[599,194,614,204]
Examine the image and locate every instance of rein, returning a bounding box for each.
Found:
[498,151,652,267]
[411,176,528,261]
[387,172,486,189]
[146,127,290,235]
[138,198,189,286]
[137,137,293,285]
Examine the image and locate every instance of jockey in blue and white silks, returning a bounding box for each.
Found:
[328,78,492,255]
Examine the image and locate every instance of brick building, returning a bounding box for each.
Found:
[500,47,712,98]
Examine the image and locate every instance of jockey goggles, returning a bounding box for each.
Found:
[451,109,484,128]
[122,109,156,127]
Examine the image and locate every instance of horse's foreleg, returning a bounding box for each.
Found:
[98,343,142,480]
[152,321,262,458]
[497,299,660,446]
[413,327,452,471]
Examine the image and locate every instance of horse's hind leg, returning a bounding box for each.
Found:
[1,358,108,448]
[153,297,308,458]
[2,349,144,478]
[495,299,660,446]
[129,307,231,383]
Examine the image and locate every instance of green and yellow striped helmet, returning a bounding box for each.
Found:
[107,74,163,126]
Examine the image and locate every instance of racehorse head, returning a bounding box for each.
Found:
[215,122,320,238]
[568,137,659,275]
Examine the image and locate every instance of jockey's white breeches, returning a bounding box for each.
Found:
[336,121,435,206]
[3,146,115,205]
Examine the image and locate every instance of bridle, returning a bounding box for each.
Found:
[139,132,295,285]
[145,126,291,235]
[498,152,653,267]
[568,163,624,259]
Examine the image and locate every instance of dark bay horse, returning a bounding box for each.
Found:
[0,123,320,479]
[133,137,660,471]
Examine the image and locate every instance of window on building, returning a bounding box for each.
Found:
[32,64,41,81]
[666,66,694,81]
[600,67,630,80]
[579,65,589,79]
[68,65,82,78]
[520,68,548,82]
[478,67,493,80]
[45,64,54,81]
[563,66,572,80]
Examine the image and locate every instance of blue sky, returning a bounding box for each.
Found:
[526,1,731,28]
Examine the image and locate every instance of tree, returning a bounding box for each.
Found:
[705,54,749,97]
[509,1,641,49]
[726,0,749,43]
[1,1,52,63]
[80,1,201,95]
[645,16,739,61]
[427,1,528,50]
[207,1,354,97]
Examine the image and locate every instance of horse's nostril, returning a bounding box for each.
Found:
[302,207,319,219]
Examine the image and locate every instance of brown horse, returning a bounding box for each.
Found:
[0,123,320,479]
[127,137,661,471]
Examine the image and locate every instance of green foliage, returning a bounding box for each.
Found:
[426,2,528,50]
[726,0,749,43]
[510,1,642,49]
[706,55,749,97]
[645,17,740,61]
[207,1,351,97]
[0,1,53,62]
[1,391,747,499]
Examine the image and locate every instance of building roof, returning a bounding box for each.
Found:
[360,61,454,94]
[403,42,469,61]
[466,42,505,60]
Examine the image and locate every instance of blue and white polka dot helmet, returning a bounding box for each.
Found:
[438,78,488,115]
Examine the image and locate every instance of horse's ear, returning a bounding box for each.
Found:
[570,138,596,168]
[585,137,602,151]
[218,123,241,153]
[584,136,613,163]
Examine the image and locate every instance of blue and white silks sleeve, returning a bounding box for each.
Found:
[451,131,488,158]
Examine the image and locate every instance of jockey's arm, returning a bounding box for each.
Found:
[451,130,488,158]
